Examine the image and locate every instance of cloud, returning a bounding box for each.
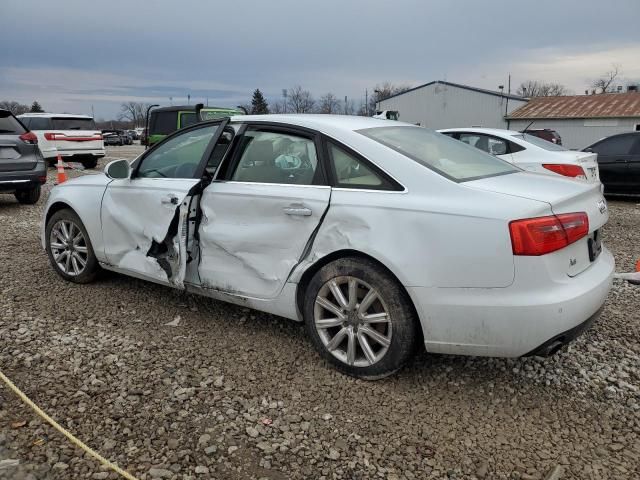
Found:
[1,0,638,117]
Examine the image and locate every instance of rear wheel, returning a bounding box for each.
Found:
[15,185,41,205]
[304,257,419,379]
[81,157,98,169]
[45,209,100,283]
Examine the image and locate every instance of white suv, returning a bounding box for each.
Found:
[17,113,105,168]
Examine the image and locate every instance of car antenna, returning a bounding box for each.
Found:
[523,120,535,132]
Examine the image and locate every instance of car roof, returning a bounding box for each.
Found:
[17,113,94,119]
[227,114,416,133]
[438,127,522,137]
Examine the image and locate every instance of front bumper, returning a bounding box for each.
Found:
[0,163,47,192]
[407,247,614,357]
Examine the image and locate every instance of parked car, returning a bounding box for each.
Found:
[18,113,104,168]
[120,130,133,145]
[583,132,640,194]
[139,128,148,146]
[439,128,599,183]
[102,130,123,146]
[0,109,46,204]
[520,128,562,145]
[127,129,139,141]
[147,105,245,147]
[42,115,613,378]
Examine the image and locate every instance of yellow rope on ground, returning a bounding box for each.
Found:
[0,369,139,480]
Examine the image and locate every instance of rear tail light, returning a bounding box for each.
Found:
[96,134,103,140]
[509,212,589,256]
[19,131,38,144]
[44,132,59,141]
[542,163,586,179]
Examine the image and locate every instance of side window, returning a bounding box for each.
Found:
[593,135,636,156]
[631,138,640,155]
[180,112,198,129]
[509,141,525,153]
[328,142,394,189]
[459,133,508,156]
[151,111,178,135]
[206,129,234,174]
[137,125,216,179]
[229,130,320,185]
[20,117,31,129]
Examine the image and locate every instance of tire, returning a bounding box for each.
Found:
[15,185,41,205]
[81,157,98,169]
[303,257,418,379]
[45,209,100,284]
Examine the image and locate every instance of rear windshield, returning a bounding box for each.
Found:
[512,133,566,151]
[0,112,27,134]
[52,117,97,130]
[358,126,519,182]
[180,112,198,128]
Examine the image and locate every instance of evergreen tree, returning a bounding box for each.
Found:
[30,101,44,113]
[250,89,269,114]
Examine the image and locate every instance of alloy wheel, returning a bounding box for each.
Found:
[49,220,89,276]
[314,276,392,367]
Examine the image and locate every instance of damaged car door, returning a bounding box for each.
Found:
[197,125,331,299]
[101,123,224,286]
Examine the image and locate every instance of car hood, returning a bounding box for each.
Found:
[465,171,608,230]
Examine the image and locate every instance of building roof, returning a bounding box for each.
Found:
[507,92,640,120]
[381,80,528,103]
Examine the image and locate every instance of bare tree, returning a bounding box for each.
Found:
[0,100,30,115]
[369,82,412,115]
[119,102,151,127]
[318,93,341,114]
[271,101,286,114]
[287,86,315,113]
[591,64,622,93]
[516,80,568,97]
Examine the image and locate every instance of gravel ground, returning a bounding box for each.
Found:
[0,145,638,480]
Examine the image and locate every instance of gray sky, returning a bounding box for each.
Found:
[2,0,639,119]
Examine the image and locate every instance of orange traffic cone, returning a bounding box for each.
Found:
[56,154,67,184]
[636,259,640,272]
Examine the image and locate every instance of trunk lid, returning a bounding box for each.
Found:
[50,117,103,153]
[467,171,608,277]
[0,112,38,172]
[551,150,600,183]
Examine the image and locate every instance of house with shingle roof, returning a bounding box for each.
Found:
[507,91,640,149]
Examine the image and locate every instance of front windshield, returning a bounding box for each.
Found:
[359,126,519,182]
[513,133,567,151]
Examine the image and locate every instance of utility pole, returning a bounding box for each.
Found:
[282,89,288,113]
[187,94,191,105]
[344,96,348,115]
[365,89,368,116]
[91,105,95,119]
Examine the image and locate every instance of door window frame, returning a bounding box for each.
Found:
[217,122,329,187]
[132,119,229,180]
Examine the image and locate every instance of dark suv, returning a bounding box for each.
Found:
[0,109,46,204]
[519,128,562,145]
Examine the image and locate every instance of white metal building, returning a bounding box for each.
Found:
[377,80,528,130]
[507,92,640,149]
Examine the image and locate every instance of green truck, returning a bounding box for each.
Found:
[146,104,244,147]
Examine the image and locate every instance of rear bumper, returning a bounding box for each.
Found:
[42,149,105,159]
[407,247,614,357]
[0,163,47,192]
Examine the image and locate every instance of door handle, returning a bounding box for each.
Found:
[161,194,179,205]
[283,206,312,216]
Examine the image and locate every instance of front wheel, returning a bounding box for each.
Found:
[303,257,419,379]
[45,209,100,283]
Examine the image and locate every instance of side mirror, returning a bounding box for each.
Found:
[104,159,131,179]
[584,147,594,153]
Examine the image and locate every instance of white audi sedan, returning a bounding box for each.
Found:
[439,127,601,183]
[42,115,614,379]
